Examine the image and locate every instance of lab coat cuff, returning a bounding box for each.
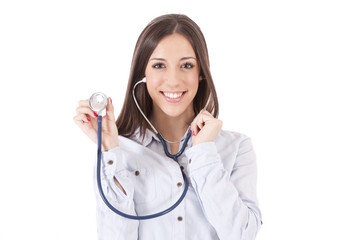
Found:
[185,142,221,173]
[101,146,129,178]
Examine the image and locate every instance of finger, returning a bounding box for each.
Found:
[191,112,202,135]
[76,106,98,118]
[199,109,213,117]
[105,97,116,121]
[73,114,98,144]
[195,122,205,135]
[78,99,90,107]
[194,116,205,130]
[191,115,203,135]
[191,111,215,135]
[73,113,91,124]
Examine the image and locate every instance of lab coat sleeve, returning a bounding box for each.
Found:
[94,146,139,240]
[185,137,262,240]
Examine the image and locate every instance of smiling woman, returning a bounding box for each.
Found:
[116,14,219,141]
[74,13,262,240]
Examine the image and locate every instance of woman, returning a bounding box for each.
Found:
[74,14,262,240]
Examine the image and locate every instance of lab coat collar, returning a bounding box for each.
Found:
[131,126,192,147]
[131,127,160,147]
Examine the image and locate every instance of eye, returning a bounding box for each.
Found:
[152,63,166,69]
[181,62,194,69]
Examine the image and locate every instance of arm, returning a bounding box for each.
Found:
[185,137,262,240]
[94,146,139,240]
[74,96,139,238]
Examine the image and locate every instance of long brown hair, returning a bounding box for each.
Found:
[116,14,219,138]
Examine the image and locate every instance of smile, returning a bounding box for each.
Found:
[161,91,186,103]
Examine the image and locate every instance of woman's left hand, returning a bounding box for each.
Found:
[190,110,223,146]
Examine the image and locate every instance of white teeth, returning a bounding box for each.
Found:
[163,92,183,99]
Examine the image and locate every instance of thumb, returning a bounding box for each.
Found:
[106,97,116,121]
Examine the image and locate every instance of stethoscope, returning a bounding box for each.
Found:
[89,77,194,220]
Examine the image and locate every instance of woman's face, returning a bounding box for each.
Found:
[145,33,199,120]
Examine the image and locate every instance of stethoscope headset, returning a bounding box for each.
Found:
[90,77,209,220]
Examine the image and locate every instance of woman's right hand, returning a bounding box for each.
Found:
[73,97,119,151]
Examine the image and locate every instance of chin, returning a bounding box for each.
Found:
[163,110,186,118]
[162,106,191,118]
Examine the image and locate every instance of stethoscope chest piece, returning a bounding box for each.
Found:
[89,92,107,115]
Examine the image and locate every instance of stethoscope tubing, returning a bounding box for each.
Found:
[96,116,190,220]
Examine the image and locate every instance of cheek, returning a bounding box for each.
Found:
[187,77,199,93]
[145,66,161,89]
[145,76,162,96]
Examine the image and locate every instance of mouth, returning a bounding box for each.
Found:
[160,91,186,103]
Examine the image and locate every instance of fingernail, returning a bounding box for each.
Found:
[191,130,194,136]
[110,97,112,103]
[87,117,90,122]
[94,112,98,117]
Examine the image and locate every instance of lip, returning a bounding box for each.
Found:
[161,91,186,103]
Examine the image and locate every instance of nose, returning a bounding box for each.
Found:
[164,69,181,88]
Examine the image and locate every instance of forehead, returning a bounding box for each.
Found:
[150,33,196,59]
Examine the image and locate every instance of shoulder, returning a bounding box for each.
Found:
[117,134,136,145]
[215,129,254,156]
[216,129,251,146]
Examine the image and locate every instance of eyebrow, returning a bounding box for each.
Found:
[181,57,197,61]
[149,57,197,61]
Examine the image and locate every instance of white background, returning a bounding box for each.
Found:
[1,0,359,239]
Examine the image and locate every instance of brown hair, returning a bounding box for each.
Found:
[116,14,219,138]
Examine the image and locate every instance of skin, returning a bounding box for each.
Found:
[73,33,223,194]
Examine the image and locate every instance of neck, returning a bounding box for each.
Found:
[150,108,194,142]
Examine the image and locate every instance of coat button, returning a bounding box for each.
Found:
[177,182,182,187]
[135,170,140,176]
[189,159,192,164]
[180,166,184,171]
[177,216,183,221]
[107,160,113,165]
